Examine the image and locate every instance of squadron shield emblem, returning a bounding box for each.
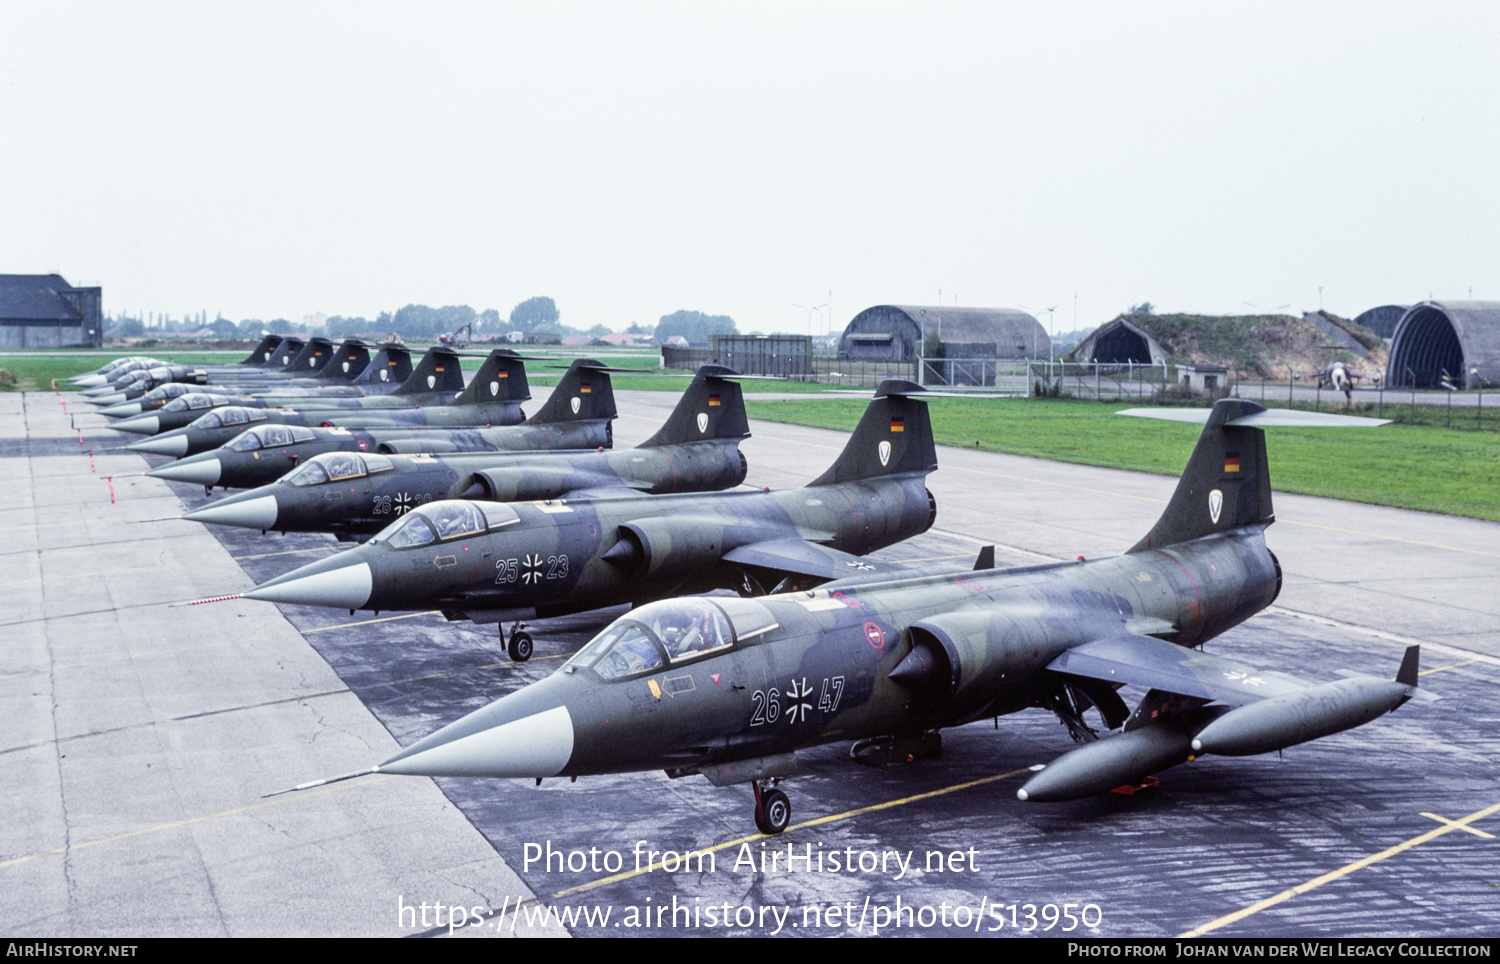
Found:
[571,397,581,414]
[342,361,350,372]
[426,375,436,389]
[878,440,891,466]
[697,413,708,433]
[1209,488,1223,524]
[489,381,499,396]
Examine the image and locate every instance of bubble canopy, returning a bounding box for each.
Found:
[564,597,779,681]
[369,499,521,549]
[190,407,267,430]
[227,424,318,451]
[285,452,394,486]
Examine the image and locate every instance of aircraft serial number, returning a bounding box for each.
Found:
[495,555,569,584]
[750,676,844,726]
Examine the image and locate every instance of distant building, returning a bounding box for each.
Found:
[1353,305,1408,340]
[1067,317,1169,366]
[0,274,102,348]
[837,305,1047,362]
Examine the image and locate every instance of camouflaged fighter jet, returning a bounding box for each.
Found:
[85,338,341,405]
[276,398,1431,835]
[142,355,614,490]
[123,344,417,457]
[232,380,939,661]
[94,340,406,418]
[91,340,399,414]
[180,365,750,538]
[107,345,467,436]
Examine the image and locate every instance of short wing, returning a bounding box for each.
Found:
[721,539,903,582]
[1047,634,1308,706]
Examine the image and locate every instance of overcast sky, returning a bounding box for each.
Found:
[2,2,1497,334]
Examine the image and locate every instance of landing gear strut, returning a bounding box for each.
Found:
[499,621,533,662]
[751,780,790,835]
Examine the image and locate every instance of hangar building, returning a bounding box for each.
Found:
[1386,300,1500,389]
[837,305,1047,362]
[0,274,103,348]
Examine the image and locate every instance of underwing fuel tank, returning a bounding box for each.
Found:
[1015,720,1203,803]
[1189,677,1413,757]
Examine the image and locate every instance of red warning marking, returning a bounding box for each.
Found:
[89,451,95,473]
[956,578,985,592]
[864,622,885,649]
[107,476,115,505]
[189,593,244,606]
[1109,776,1160,796]
[78,428,84,444]
[833,591,860,610]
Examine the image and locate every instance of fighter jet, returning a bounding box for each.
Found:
[107,345,468,436]
[94,341,410,418]
[279,398,1429,834]
[142,355,613,490]
[232,380,939,660]
[1294,361,1374,402]
[180,365,750,538]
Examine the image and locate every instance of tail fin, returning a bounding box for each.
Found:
[452,350,532,406]
[391,347,466,396]
[241,335,282,366]
[807,379,937,486]
[352,344,413,387]
[286,337,335,375]
[526,359,619,425]
[1129,399,1274,552]
[638,365,749,447]
[322,340,372,382]
[1396,645,1420,687]
[263,336,305,370]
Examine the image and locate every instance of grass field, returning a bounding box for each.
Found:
[744,396,1500,522]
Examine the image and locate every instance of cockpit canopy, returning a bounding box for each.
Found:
[162,393,221,412]
[564,597,778,680]
[143,383,192,402]
[226,424,318,451]
[369,499,521,549]
[190,406,268,430]
[285,451,394,486]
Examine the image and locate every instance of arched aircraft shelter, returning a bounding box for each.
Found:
[1387,301,1500,388]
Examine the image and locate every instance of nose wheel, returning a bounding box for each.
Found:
[751,781,791,835]
[499,622,533,662]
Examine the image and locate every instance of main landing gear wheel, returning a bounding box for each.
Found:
[752,783,791,835]
[507,631,534,662]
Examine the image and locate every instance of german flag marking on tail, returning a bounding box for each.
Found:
[1224,452,1241,473]
[890,417,905,433]
[580,384,592,394]
[709,394,721,406]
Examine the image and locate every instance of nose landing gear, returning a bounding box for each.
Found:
[499,621,533,662]
[751,780,791,835]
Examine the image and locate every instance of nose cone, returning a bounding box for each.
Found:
[73,375,109,389]
[243,554,374,609]
[147,456,221,485]
[98,401,143,417]
[127,433,190,457]
[379,685,576,779]
[183,492,280,530]
[109,415,161,436]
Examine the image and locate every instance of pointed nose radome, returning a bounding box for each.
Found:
[127,435,190,457]
[109,415,161,435]
[183,495,280,530]
[379,705,575,779]
[147,458,221,485]
[98,402,143,417]
[243,562,373,609]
